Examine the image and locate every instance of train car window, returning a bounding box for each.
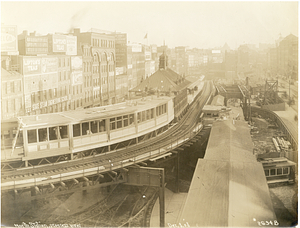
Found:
[82,122,90,135]
[123,115,128,127]
[283,167,289,175]
[59,126,68,139]
[137,113,141,123]
[142,111,146,122]
[73,124,81,137]
[264,169,269,176]
[146,110,151,120]
[49,127,58,140]
[212,113,219,117]
[277,168,283,175]
[28,129,37,144]
[91,121,98,133]
[129,114,134,125]
[270,169,276,176]
[99,120,106,132]
[117,116,122,129]
[38,128,48,142]
[151,109,154,119]
[110,118,116,130]
[156,107,159,116]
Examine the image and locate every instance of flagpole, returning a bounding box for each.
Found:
[144,32,148,46]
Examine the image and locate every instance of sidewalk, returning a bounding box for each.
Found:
[150,188,187,227]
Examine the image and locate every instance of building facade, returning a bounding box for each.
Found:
[277,34,298,81]
[1,68,24,120]
[74,28,116,107]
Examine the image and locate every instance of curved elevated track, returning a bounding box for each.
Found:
[2,81,215,192]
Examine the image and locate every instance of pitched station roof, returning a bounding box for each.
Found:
[130,68,191,93]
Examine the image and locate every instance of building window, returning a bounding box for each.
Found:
[4,100,8,113]
[17,81,21,92]
[49,89,52,99]
[31,93,35,103]
[43,90,47,101]
[11,99,15,112]
[10,82,15,93]
[35,92,40,103]
[3,82,7,94]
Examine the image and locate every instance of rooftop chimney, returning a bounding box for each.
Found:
[30,31,36,36]
[73,28,80,34]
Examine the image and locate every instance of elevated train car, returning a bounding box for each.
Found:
[1,96,175,164]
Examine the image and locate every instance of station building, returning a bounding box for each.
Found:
[130,53,191,121]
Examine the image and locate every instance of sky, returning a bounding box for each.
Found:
[1,1,298,49]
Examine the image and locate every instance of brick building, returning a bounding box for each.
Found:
[1,68,24,119]
[74,28,116,107]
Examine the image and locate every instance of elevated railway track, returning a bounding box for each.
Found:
[2,81,215,192]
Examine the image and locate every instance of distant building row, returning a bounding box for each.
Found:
[2,25,297,121]
[208,34,298,83]
[1,26,160,120]
[1,25,219,120]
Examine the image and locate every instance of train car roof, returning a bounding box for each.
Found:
[177,108,276,227]
[202,105,230,112]
[204,119,257,162]
[19,96,172,128]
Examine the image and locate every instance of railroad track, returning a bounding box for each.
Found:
[1,81,214,189]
